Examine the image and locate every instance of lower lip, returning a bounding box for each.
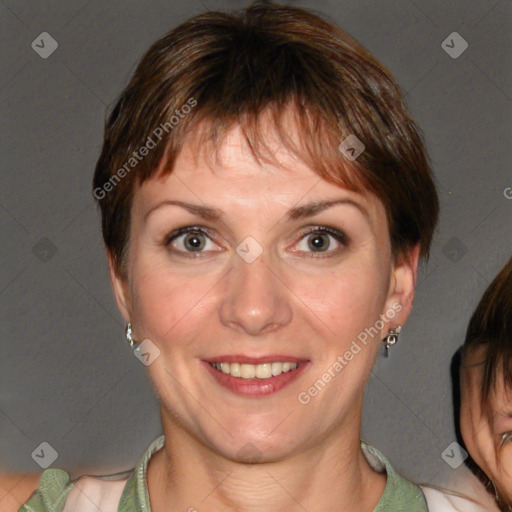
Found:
[202,361,310,397]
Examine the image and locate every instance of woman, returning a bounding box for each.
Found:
[19,1,442,510]
[459,257,512,511]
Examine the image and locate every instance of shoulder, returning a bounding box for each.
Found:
[361,442,429,511]
[17,469,74,512]
[420,485,495,512]
[61,473,129,512]
[17,469,130,512]
[16,435,164,512]
[420,461,500,512]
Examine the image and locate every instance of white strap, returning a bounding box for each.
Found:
[63,475,129,512]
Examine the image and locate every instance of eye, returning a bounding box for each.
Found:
[164,225,349,259]
[165,226,219,257]
[291,226,349,258]
[500,431,512,447]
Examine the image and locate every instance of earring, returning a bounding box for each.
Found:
[383,326,401,357]
[125,322,139,348]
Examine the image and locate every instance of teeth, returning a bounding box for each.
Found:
[241,364,256,378]
[210,361,299,379]
[256,363,271,379]
[230,362,241,377]
[271,362,282,376]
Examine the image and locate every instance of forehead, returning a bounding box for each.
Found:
[136,123,384,221]
[176,124,319,186]
[463,346,512,406]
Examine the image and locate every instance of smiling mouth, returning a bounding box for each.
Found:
[209,361,303,379]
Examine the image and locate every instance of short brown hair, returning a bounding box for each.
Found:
[93,1,439,277]
[462,257,512,410]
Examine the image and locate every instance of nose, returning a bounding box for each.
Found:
[219,251,292,337]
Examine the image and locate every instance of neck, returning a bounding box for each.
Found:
[147,407,386,512]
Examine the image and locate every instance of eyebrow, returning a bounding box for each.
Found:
[144,198,369,223]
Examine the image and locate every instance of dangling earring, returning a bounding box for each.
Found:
[125,322,139,348]
[383,326,401,357]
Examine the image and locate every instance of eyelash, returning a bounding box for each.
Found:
[164,225,349,259]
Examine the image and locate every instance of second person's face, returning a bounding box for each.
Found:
[461,346,512,506]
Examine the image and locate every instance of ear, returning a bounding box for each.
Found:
[382,243,421,334]
[107,252,132,324]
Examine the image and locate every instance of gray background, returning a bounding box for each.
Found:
[1,0,511,494]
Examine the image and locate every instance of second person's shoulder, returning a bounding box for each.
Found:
[420,485,498,511]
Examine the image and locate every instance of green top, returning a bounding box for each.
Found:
[18,436,428,511]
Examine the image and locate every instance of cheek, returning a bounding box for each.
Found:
[294,263,388,338]
[130,262,213,343]
[459,418,482,469]
[500,447,512,474]
[459,407,483,451]
[459,398,472,436]
[325,288,381,341]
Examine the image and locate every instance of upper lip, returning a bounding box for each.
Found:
[205,355,309,364]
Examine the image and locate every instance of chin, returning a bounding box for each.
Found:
[210,426,306,464]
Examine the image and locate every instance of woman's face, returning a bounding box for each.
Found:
[111,123,417,461]
[460,346,512,505]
